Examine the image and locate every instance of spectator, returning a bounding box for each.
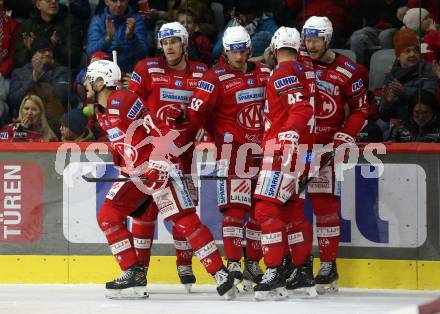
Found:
[289,0,356,48]
[389,90,440,142]
[0,0,19,123]
[0,94,57,142]
[402,7,438,36]
[65,0,91,21]
[212,0,278,60]
[349,0,407,66]
[59,107,94,141]
[8,35,73,127]
[13,0,83,69]
[0,0,19,78]
[379,28,438,122]
[87,0,149,73]
[177,9,212,66]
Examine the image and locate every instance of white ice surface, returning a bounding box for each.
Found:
[0,284,438,314]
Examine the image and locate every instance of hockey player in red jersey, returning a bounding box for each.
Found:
[302,16,368,294]
[251,27,317,301]
[168,25,271,289]
[128,22,208,291]
[85,60,236,300]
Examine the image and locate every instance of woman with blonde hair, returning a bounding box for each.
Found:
[0,94,57,142]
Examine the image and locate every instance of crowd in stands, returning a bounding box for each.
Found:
[0,0,439,143]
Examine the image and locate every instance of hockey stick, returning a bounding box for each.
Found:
[81,173,256,182]
[297,151,335,195]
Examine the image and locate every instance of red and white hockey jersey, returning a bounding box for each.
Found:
[307,53,368,144]
[263,60,316,147]
[187,61,271,146]
[128,56,207,142]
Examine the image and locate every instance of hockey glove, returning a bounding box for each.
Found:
[166,104,187,127]
[144,160,170,192]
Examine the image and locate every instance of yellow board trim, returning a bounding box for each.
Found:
[1,255,439,290]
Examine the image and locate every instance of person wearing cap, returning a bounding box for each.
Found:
[402,7,438,36]
[13,0,83,69]
[380,28,438,122]
[59,107,95,141]
[8,34,74,126]
[87,0,149,73]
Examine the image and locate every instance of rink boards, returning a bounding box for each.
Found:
[0,142,439,289]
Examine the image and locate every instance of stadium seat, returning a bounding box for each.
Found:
[369,49,395,90]
[333,49,357,62]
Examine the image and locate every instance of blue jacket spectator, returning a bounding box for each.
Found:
[87,5,149,73]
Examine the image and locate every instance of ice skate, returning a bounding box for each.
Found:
[227,260,243,286]
[254,266,288,301]
[281,255,294,279]
[286,255,317,298]
[242,258,263,293]
[105,264,148,299]
[177,264,196,293]
[213,267,237,300]
[315,261,339,294]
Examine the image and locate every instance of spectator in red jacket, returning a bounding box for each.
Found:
[0,0,19,122]
[177,8,212,66]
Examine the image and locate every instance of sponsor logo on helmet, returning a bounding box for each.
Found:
[127,99,143,119]
[303,28,320,37]
[274,76,299,90]
[158,28,177,39]
[197,80,214,93]
[235,87,265,104]
[131,72,141,84]
[229,42,247,51]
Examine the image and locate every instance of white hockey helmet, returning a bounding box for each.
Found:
[223,25,251,52]
[302,16,333,44]
[86,59,121,87]
[158,22,189,50]
[270,26,301,53]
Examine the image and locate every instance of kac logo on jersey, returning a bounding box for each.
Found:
[175,80,183,87]
[197,80,214,93]
[274,76,299,90]
[351,78,364,92]
[127,99,143,119]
